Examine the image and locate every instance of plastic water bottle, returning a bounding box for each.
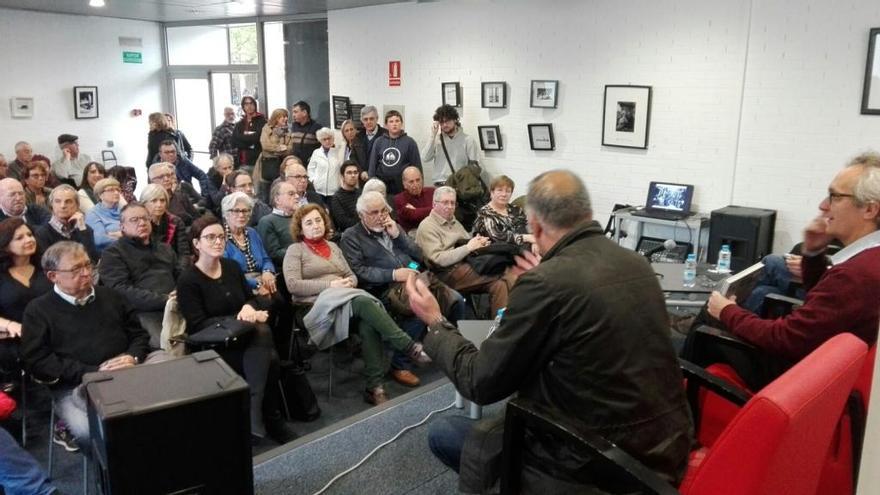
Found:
[683,254,697,288]
[488,308,506,336]
[717,244,732,272]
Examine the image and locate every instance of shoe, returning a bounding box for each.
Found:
[53,424,80,452]
[390,369,420,387]
[364,386,389,405]
[407,342,432,366]
[265,417,298,445]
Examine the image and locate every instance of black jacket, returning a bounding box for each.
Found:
[289,119,323,165]
[145,130,177,168]
[356,124,387,161]
[99,236,179,312]
[425,221,693,493]
[0,205,51,227]
[339,221,421,296]
[33,223,99,263]
[232,114,268,167]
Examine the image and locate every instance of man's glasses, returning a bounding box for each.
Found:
[151,173,175,182]
[54,262,94,276]
[200,234,226,244]
[124,215,150,225]
[828,192,855,203]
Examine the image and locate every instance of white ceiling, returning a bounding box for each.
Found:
[0,0,408,22]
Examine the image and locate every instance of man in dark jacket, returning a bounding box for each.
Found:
[367,110,421,195]
[0,178,50,226]
[406,170,693,493]
[99,202,179,349]
[156,140,213,200]
[33,185,99,262]
[355,105,386,182]
[289,100,322,165]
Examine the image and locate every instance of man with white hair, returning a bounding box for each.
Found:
[33,185,99,262]
[209,106,239,163]
[9,141,33,180]
[0,178,50,225]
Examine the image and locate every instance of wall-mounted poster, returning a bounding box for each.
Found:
[602,85,652,149]
[478,125,503,151]
[332,95,351,129]
[74,86,99,119]
[528,123,554,151]
[862,27,880,114]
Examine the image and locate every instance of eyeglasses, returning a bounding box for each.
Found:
[200,234,226,244]
[365,208,389,217]
[435,200,457,206]
[828,192,855,203]
[102,187,121,193]
[286,175,308,180]
[54,262,94,276]
[151,173,175,182]
[124,215,150,224]
[229,208,252,215]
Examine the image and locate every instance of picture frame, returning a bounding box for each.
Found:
[527,123,555,151]
[478,125,503,151]
[73,86,99,119]
[861,27,880,115]
[602,85,652,149]
[442,82,461,107]
[481,81,507,108]
[332,95,351,129]
[10,97,34,119]
[530,80,558,108]
[350,103,365,129]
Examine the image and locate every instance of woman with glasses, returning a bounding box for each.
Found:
[221,192,277,297]
[85,178,124,253]
[22,160,52,207]
[472,175,540,255]
[176,214,296,446]
[140,184,191,268]
[78,161,128,214]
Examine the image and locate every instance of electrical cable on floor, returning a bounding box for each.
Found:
[311,400,458,495]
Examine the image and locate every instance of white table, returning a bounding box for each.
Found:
[454,320,494,419]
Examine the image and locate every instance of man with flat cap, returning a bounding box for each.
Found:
[51,134,92,186]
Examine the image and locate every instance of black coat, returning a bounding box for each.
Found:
[232,114,268,167]
[98,237,179,312]
[355,124,387,163]
[0,205,51,227]
[33,223,100,263]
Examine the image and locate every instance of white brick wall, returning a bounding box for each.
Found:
[329,0,880,251]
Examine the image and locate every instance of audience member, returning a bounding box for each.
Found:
[33,185,99,263]
[0,178,50,226]
[207,153,235,210]
[355,106,386,182]
[232,96,267,169]
[367,110,421,196]
[77,161,123,214]
[209,106,239,163]
[256,181,299,268]
[149,162,201,226]
[0,153,7,179]
[140,184,191,269]
[284,160,325,208]
[22,160,52,208]
[156,140,211,199]
[84,178,124,253]
[257,108,292,193]
[0,427,60,495]
[222,192,277,296]
[339,119,367,176]
[415,186,513,315]
[341,190,463,387]
[21,241,154,452]
[99,203,179,349]
[282,204,429,404]
[176,215,295,445]
[393,166,434,233]
[51,134,92,185]
[329,161,362,233]
[164,113,194,160]
[145,112,177,168]
[408,170,692,491]
[289,100,322,165]
[307,127,341,203]
[421,104,479,186]
[9,141,33,181]
[472,175,539,255]
[708,152,880,366]
[225,170,272,227]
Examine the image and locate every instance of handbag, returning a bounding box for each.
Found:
[467,242,523,275]
[280,363,321,422]
[260,155,283,181]
[186,319,256,349]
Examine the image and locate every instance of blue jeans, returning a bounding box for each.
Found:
[743,254,806,314]
[0,427,57,495]
[390,291,465,370]
[428,415,475,472]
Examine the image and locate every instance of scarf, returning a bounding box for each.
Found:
[303,237,331,259]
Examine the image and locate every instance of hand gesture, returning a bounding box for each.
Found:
[383,216,400,239]
[431,121,440,136]
[393,268,419,282]
[466,235,491,252]
[63,148,72,160]
[69,211,86,230]
[405,274,442,326]
[509,249,541,280]
[707,291,737,319]
[785,254,803,283]
[803,216,832,253]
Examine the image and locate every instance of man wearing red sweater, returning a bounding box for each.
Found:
[394,166,434,233]
[708,152,880,361]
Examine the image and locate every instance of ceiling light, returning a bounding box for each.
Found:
[89,0,106,7]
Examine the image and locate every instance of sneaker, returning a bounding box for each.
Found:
[364,386,389,405]
[407,342,432,366]
[53,424,80,452]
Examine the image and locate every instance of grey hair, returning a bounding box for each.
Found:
[356,191,390,215]
[148,161,175,178]
[846,152,880,208]
[360,105,378,119]
[433,186,456,203]
[139,183,169,204]
[48,184,79,205]
[14,141,30,152]
[525,170,592,229]
[221,191,254,215]
[213,153,234,169]
[315,127,335,141]
[362,178,387,196]
[41,241,86,272]
[269,180,290,208]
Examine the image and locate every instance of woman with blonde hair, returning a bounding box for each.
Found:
[140,183,191,267]
[255,108,293,196]
[145,112,177,168]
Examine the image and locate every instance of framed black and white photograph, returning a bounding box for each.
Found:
[73,86,98,119]
[332,95,351,129]
[861,27,880,115]
[530,80,558,108]
[10,97,33,119]
[527,123,555,151]
[602,85,652,149]
[481,81,507,108]
[350,103,365,129]
[478,125,503,151]
[442,82,461,107]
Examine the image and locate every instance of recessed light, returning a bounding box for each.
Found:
[89,0,106,7]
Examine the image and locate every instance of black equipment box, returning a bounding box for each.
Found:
[708,205,776,272]
[85,351,252,495]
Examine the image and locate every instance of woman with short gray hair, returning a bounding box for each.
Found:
[222,191,277,296]
[307,127,342,202]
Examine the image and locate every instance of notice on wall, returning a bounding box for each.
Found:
[389,60,401,87]
[123,51,142,64]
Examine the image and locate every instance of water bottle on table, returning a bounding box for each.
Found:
[717,244,732,272]
[683,254,697,288]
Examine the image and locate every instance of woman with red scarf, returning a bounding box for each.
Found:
[231,95,267,171]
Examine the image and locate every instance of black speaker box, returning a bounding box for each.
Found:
[85,351,253,495]
[708,205,776,272]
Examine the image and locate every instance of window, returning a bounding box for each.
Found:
[167,24,258,66]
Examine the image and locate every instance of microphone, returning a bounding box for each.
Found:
[644,239,677,261]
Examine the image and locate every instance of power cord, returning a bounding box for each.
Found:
[311,400,458,495]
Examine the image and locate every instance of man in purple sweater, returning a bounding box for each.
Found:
[708,152,880,362]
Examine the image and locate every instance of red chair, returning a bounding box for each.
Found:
[500,333,867,494]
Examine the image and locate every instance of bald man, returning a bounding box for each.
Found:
[393,166,434,233]
[0,178,50,226]
[407,170,692,492]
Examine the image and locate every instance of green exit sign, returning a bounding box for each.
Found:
[123,51,142,64]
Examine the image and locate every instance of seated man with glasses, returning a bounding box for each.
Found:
[257,180,300,268]
[283,159,326,209]
[707,152,880,375]
[99,202,180,349]
[20,241,156,453]
[148,162,203,226]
